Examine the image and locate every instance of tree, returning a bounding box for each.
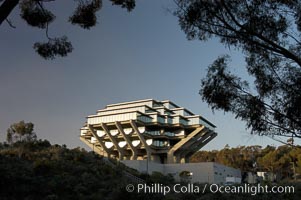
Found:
[174,0,301,142]
[6,120,37,144]
[179,170,193,182]
[0,0,135,59]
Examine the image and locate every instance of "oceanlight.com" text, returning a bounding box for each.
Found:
[126,183,295,196]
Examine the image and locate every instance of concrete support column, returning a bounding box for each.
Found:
[185,131,217,159]
[167,126,204,164]
[88,125,111,158]
[180,156,186,164]
[115,121,138,160]
[101,123,125,160]
[130,120,152,161]
[167,150,175,164]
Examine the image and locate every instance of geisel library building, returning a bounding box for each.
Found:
[80,99,241,184]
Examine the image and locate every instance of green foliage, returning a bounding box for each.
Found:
[0,0,137,59]
[191,145,301,181]
[0,140,128,200]
[179,170,190,177]
[0,141,300,199]
[6,120,36,144]
[174,0,301,140]
[110,0,135,12]
[33,36,73,60]
[69,0,102,29]
[148,171,175,185]
[20,0,55,28]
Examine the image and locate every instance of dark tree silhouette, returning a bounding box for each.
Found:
[174,0,301,141]
[6,120,37,144]
[0,0,135,59]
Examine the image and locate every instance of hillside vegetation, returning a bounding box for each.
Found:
[0,140,131,199]
[0,140,300,200]
[190,145,301,181]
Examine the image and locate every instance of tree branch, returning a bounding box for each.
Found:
[5,18,16,28]
[221,73,301,129]
[0,0,19,25]
[220,0,301,68]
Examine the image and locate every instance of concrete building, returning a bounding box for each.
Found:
[80,99,217,164]
[80,99,241,183]
[257,172,277,182]
[122,160,241,184]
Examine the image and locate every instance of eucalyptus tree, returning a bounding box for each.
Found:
[174,0,301,142]
[6,120,36,144]
[0,0,135,59]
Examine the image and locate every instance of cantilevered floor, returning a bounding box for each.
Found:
[80,99,217,164]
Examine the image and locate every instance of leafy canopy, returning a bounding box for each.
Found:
[191,144,301,179]
[0,0,136,59]
[6,120,37,144]
[174,0,301,141]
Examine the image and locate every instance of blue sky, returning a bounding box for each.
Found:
[0,0,279,149]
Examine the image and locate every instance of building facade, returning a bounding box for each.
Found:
[121,160,241,184]
[80,99,217,164]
